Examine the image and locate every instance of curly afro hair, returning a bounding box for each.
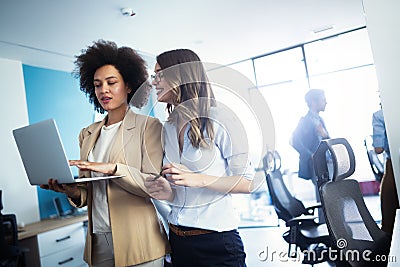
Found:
[73,39,150,114]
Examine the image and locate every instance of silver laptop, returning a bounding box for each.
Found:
[12,119,124,185]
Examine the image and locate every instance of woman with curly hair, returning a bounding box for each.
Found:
[145,49,254,267]
[40,40,169,267]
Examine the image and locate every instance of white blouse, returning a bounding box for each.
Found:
[163,108,254,231]
[88,121,122,233]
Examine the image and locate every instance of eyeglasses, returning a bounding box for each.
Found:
[151,71,163,83]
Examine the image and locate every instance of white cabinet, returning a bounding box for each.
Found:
[37,222,87,267]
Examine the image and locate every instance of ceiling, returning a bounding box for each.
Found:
[0,0,366,72]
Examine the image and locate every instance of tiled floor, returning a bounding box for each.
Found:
[239,226,333,267]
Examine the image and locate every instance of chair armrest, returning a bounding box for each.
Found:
[305,203,322,215]
[286,215,317,227]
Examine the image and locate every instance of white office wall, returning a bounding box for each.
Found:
[363,0,400,196]
[0,58,40,224]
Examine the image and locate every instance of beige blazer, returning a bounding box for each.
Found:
[69,110,169,266]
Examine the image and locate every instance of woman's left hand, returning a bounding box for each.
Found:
[162,163,215,188]
[69,160,117,175]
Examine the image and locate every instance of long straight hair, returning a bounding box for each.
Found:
[156,49,216,148]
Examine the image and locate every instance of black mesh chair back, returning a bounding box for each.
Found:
[265,152,310,221]
[364,135,384,182]
[320,179,391,266]
[263,151,331,265]
[0,190,26,267]
[313,138,391,267]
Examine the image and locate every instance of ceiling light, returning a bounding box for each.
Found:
[312,24,335,34]
[121,7,136,17]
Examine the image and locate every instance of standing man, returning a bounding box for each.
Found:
[372,107,399,234]
[291,89,329,214]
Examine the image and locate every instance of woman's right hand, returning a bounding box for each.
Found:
[144,176,174,201]
[40,179,81,200]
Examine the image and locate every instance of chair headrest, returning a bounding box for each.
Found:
[262,150,281,172]
[313,138,356,182]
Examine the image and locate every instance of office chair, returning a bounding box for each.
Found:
[0,190,27,267]
[313,138,391,267]
[263,151,331,265]
[364,135,384,182]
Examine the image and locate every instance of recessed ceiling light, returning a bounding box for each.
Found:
[121,7,136,17]
[312,24,335,34]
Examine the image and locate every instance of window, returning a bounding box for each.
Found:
[230,28,382,227]
[254,47,306,86]
[305,29,375,75]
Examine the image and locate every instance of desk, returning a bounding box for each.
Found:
[18,213,87,240]
[388,209,400,267]
[18,214,88,267]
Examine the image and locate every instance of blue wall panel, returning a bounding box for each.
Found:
[23,65,94,219]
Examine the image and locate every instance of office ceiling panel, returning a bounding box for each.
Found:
[0,0,366,72]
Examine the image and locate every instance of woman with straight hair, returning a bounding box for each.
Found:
[144,48,254,267]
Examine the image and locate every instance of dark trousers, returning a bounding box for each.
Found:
[169,227,246,267]
[380,158,399,234]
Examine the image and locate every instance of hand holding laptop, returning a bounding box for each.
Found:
[40,160,119,200]
[69,160,117,175]
[12,119,124,185]
[40,178,81,199]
